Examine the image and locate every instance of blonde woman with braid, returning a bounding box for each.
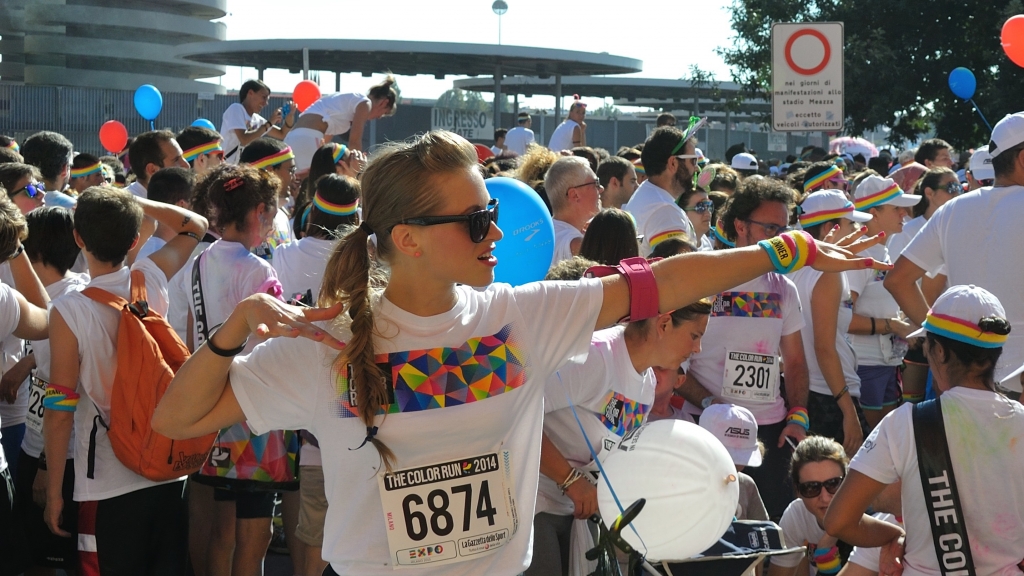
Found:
[153,130,888,576]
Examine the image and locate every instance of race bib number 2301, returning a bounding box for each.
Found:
[379,451,518,568]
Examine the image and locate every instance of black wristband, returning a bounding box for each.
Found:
[870,317,876,336]
[206,329,247,357]
[179,231,200,241]
[37,451,47,471]
[7,244,23,261]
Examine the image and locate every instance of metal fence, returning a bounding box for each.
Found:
[0,83,822,161]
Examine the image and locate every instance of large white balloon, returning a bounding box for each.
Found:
[596,419,739,561]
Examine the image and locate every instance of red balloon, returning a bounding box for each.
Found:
[474,144,494,163]
[293,80,322,112]
[99,120,129,154]
[1002,15,1024,67]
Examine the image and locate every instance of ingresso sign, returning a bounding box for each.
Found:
[771,22,844,132]
[431,108,494,140]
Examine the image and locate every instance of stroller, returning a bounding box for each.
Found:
[588,499,803,576]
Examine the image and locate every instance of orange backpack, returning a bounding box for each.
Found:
[83,270,216,482]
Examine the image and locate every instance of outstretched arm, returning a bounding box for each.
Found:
[137,196,208,280]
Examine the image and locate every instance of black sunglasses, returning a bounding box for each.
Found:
[13,182,43,199]
[396,198,499,243]
[797,476,844,498]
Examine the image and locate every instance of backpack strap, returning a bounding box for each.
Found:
[81,286,129,311]
[913,397,977,576]
[130,269,148,306]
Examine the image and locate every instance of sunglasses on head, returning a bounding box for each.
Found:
[684,200,714,214]
[13,182,43,199]
[396,198,499,243]
[797,476,844,498]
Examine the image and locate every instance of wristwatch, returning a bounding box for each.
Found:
[701,396,715,410]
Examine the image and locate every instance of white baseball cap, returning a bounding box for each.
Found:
[699,404,762,467]
[731,152,758,171]
[907,284,1008,347]
[853,175,921,210]
[969,146,995,182]
[988,112,1024,157]
[799,190,872,228]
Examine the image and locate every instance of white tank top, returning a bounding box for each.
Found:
[302,92,371,135]
[548,119,579,151]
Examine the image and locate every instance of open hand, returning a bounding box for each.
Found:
[810,236,892,273]
[240,294,345,350]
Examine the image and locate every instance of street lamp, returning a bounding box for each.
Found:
[492,0,508,45]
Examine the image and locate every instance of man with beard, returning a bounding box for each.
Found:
[623,126,698,255]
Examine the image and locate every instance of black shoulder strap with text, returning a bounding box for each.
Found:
[191,252,210,345]
[913,397,977,576]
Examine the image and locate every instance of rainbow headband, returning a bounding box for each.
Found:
[251,146,295,170]
[313,192,357,217]
[803,165,843,192]
[633,161,645,175]
[854,182,903,210]
[183,140,223,163]
[3,140,17,153]
[71,162,103,178]
[799,201,857,227]
[332,144,349,164]
[713,221,735,247]
[922,312,1007,348]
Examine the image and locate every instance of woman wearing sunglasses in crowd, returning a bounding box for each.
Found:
[0,163,44,214]
[825,285,1024,576]
[678,184,714,240]
[152,131,889,576]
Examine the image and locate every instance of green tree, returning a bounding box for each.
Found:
[719,0,1024,147]
[435,88,489,112]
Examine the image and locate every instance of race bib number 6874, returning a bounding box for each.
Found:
[378,451,518,568]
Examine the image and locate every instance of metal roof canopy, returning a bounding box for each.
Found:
[453,75,771,131]
[176,39,642,128]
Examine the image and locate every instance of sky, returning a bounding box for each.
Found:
[211,0,739,110]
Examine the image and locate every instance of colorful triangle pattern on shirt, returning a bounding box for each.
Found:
[712,291,783,319]
[335,323,529,418]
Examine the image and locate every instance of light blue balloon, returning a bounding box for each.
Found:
[948,67,976,100]
[484,177,555,286]
[191,118,216,130]
[133,84,163,121]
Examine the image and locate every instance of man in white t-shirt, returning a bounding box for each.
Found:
[596,156,639,209]
[544,157,600,267]
[677,177,810,520]
[220,79,295,164]
[124,130,189,199]
[43,187,208,574]
[491,128,508,156]
[886,111,1024,390]
[622,126,697,255]
[548,100,586,152]
[504,113,535,155]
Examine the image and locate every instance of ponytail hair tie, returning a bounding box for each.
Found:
[350,425,379,451]
[359,222,374,235]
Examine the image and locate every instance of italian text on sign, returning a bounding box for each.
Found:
[771,22,844,132]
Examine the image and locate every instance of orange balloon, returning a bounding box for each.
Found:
[1002,15,1024,67]
[99,120,129,154]
[293,80,322,112]
[474,143,494,163]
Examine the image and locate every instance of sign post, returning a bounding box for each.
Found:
[771,22,844,133]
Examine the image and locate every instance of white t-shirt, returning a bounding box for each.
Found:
[221,102,267,164]
[136,236,166,261]
[229,279,604,575]
[548,119,579,152]
[684,273,805,425]
[20,274,88,458]
[622,180,695,256]
[772,499,892,572]
[846,244,902,367]
[850,387,1024,576]
[887,215,926,263]
[901,185,1024,385]
[789,268,860,398]
[125,181,146,199]
[273,236,338,304]
[0,283,21,472]
[303,92,370,136]
[0,263,26,429]
[504,127,535,156]
[551,219,583,267]
[190,240,281,351]
[168,239,215,343]
[51,259,180,501]
[538,326,654,516]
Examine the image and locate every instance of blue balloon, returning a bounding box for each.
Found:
[191,118,216,130]
[133,84,163,121]
[948,67,976,100]
[484,177,554,286]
